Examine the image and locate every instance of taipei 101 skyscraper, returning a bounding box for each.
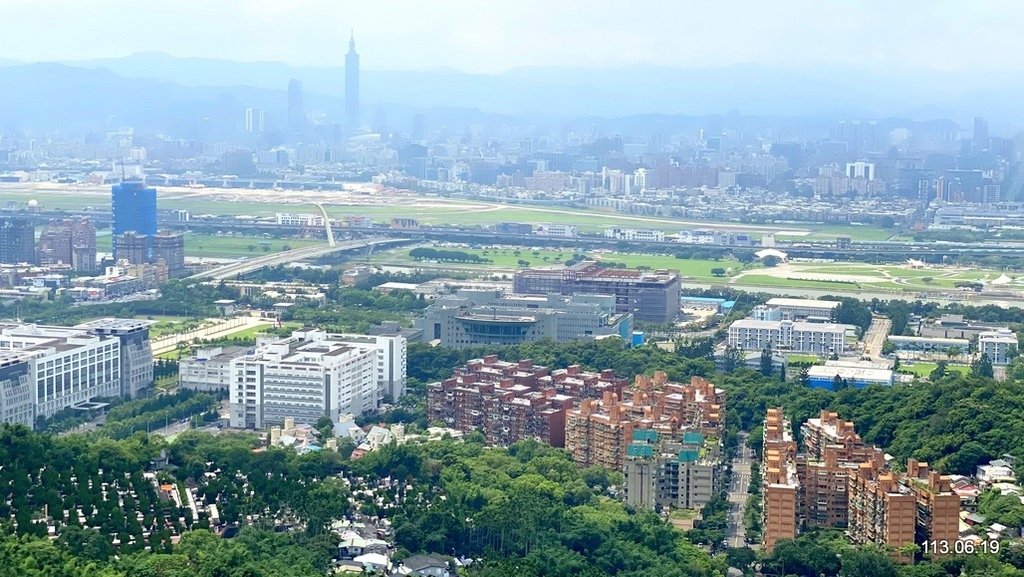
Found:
[345,30,360,132]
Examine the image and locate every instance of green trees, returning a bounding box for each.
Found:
[831,297,872,335]
[721,345,744,373]
[720,370,1024,476]
[973,353,995,378]
[410,247,491,263]
[759,347,774,377]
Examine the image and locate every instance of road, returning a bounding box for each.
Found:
[150,315,269,357]
[863,315,892,359]
[726,432,757,550]
[150,418,192,439]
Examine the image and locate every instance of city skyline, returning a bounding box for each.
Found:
[1,0,1023,74]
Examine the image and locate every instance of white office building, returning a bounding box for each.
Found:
[0,323,134,422]
[229,330,380,429]
[276,212,325,227]
[179,345,250,392]
[764,298,841,321]
[728,319,848,355]
[310,330,407,402]
[534,223,578,238]
[605,228,666,242]
[979,328,1018,365]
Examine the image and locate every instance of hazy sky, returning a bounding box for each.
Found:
[1,0,1019,73]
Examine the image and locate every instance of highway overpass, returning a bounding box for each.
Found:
[187,238,409,281]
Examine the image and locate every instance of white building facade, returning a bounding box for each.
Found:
[979,329,1018,365]
[728,319,847,355]
[229,330,380,429]
[764,298,841,321]
[604,228,666,242]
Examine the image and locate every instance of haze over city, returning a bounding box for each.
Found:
[4,3,1024,577]
[2,0,1020,73]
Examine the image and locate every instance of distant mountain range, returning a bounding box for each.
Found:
[1,52,1019,137]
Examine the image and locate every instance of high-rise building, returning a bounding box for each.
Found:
[565,373,725,471]
[113,231,150,265]
[978,328,1018,365]
[36,217,96,272]
[150,232,186,277]
[761,408,960,560]
[427,356,630,448]
[513,261,681,323]
[111,180,157,260]
[345,30,360,131]
[762,408,799,551]
[75,319,154,399]
[229,329,380,429]
[287,79,306,136]
[0,217,35,264]
[244,107,265,133]
[974,116,989,150]
[0,320,153,426]
[623,429,722,511]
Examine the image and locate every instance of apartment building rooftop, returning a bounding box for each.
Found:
[765,297,841,310]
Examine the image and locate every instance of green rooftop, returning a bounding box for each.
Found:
[678,449,700,463]
[632,429,659,443]
[681,431,703,446]
[627,443,655,458]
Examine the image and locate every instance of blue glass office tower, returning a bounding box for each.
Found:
[111,180,157,260]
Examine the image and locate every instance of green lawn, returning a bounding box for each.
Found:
[669,508,698,520]
[781,224,895,242]
[786,354,822,364]
[897,362,971,378]
[3,186,901,240]
[733,274,872,290]
[387,247,748,281]
[184,233,322,258]
[216,323,274,340]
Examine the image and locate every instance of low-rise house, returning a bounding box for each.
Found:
[398,554,453,577]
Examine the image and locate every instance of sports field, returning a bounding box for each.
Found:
[729,261,1008,292]
[183,233,322,257]
[897,362,971,378]
[1,184,896,241]
[96,230,323,258]
[378,247,748,282]
[364,243,1014,299]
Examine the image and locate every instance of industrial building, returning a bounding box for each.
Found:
[513,261,681,323]
[806,360,894,388]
